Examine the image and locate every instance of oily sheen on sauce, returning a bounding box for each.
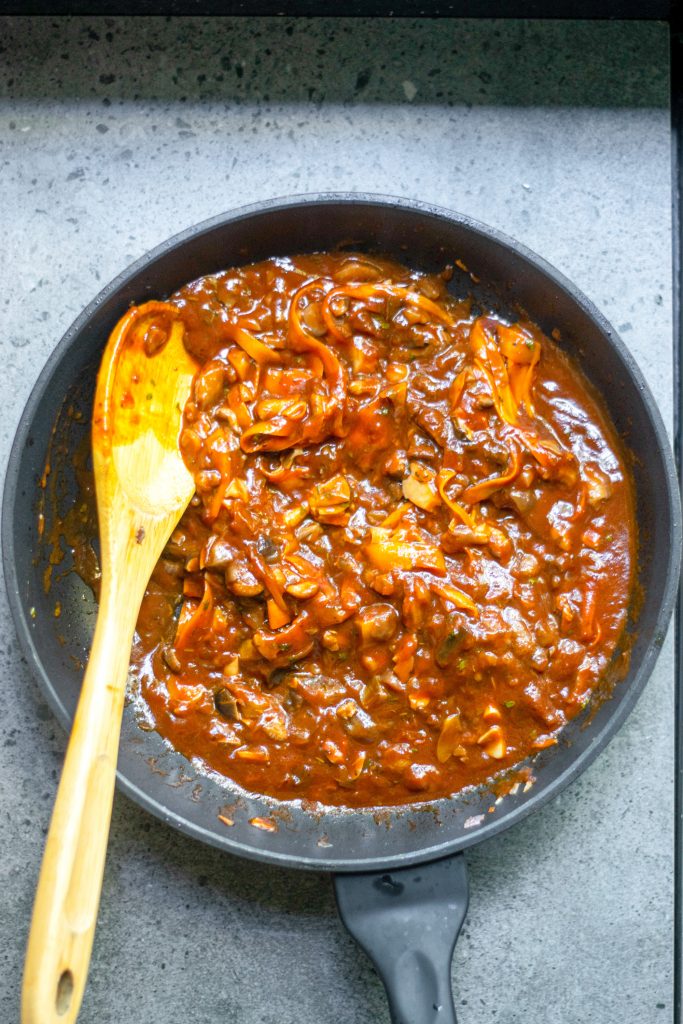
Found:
[127,253,634,808]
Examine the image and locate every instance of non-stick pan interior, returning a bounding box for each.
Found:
[3,195,680,870]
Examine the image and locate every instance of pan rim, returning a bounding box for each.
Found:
[3,191,681,871]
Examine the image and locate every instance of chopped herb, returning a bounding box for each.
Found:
[436,627,467,668]
[504,700,515,708]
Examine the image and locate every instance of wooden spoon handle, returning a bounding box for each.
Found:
[21,584,140,1024]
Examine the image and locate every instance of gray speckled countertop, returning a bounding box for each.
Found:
[0,17,674,1024]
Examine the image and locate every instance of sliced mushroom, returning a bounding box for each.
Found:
[383,449,409,479]
[510,552,540,580]
[407,394,458,450]
[194,362,225,409]
[477,724,506,759]
[162,645,182,674]
[214,687,241,721]
[404,763,440,791]
[225,560,264,597]
[402,462,441,512]
[309,474,352,526]
[356,603,400,643]
[406,427,439,462]
[256,535,279,563]
[299,299,327,337]
[506,488,536,515]
[253,614,314,665]
[257,704,289,741]
[436,712,463,762]
[285,579,319,599]
[322,629,343,651]
[196,469,222,492]
[584,465,613,508]
[335,257,383,283]
[202,536,235,570]
[342,707,379,742]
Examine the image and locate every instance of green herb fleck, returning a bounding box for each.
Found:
[436,627,467,668]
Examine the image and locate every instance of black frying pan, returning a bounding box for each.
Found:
[3,195,680,1024]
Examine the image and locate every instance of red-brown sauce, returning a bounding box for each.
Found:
[129,253,635,807]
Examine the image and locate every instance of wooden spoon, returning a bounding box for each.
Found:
[22,301,198,1024]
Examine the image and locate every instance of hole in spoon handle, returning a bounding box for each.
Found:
[56,970,74,1016]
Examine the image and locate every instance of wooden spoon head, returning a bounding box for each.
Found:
[92,301,198,581]
[93,301,197,528]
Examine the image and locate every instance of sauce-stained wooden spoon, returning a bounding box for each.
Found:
[22,301,198,1024]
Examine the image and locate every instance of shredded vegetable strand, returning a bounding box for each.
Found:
[469,317,542,426]
[469,317,518,424]
[240,416,300,454]
[174,579,214,651]
[517,428,569,471]
[328,282,455,327]
[226,323,280,365]
[366,527,446,575]
[430,580,479,617]
[503,324,540,417]
[436,470,478,529]
[321,289,352,342]
[247,548,289,612]
[205,427,235,521]
[463,440,522,504]
[288,279,347,433]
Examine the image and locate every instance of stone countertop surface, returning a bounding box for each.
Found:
[0,16,674,1024]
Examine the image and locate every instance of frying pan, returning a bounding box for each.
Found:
[3,194,680,1024]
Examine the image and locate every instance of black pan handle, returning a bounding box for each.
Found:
[334,853,469,1024]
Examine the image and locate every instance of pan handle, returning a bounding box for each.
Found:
[334,853,469,1024]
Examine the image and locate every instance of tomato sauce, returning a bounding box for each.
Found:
[129,253,635,807]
